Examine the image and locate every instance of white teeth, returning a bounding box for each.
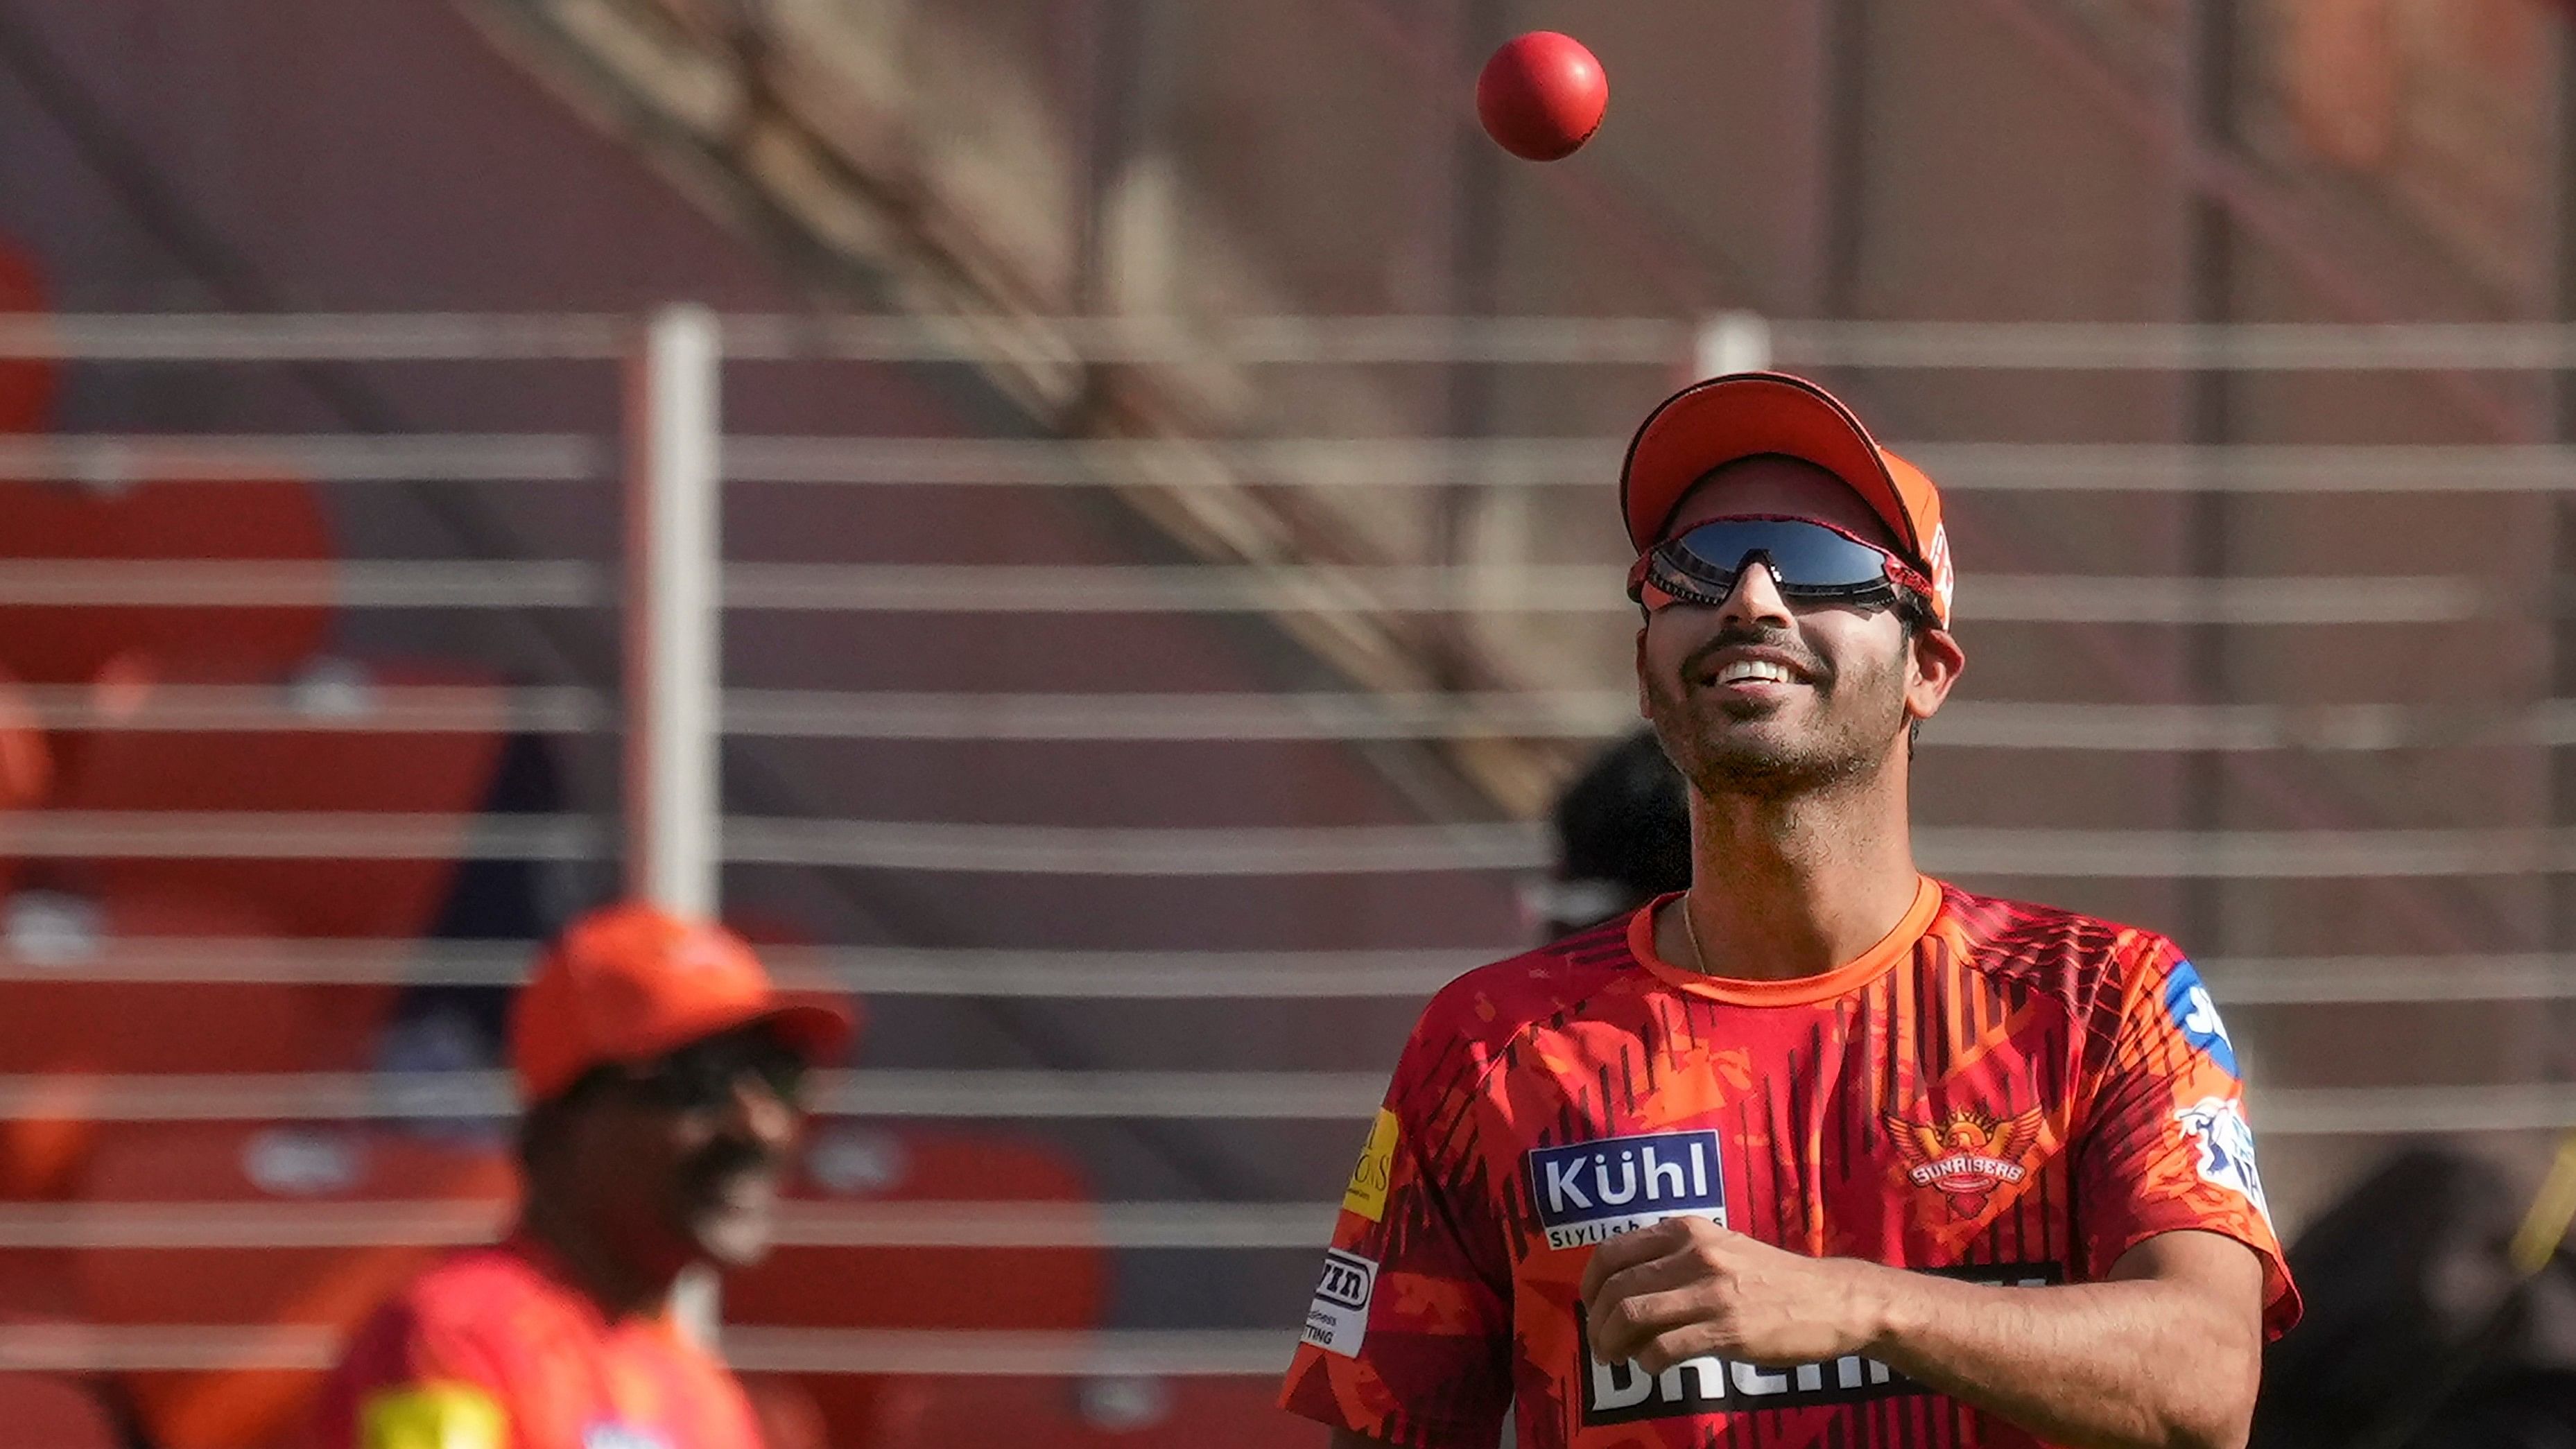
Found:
[1715,659,1795,686]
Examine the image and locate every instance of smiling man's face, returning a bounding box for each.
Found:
[1635,455,1951,800]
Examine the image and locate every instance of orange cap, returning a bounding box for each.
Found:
[1619,371,1955,625]
[510,902,854,1106]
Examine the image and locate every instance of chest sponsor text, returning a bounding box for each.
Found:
[1577,1263,2063,1425]
[1526,1129,1726,1250]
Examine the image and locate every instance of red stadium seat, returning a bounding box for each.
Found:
[0,238,58,436]
[737,1376,830,1449]
[0,474,334,688]
[73,1121,513,1449]
[0,1253,77,1323]
[0,885,393,1201]
[0,663,58,908]
[0,1372,120,1449]
[866,1375,1319,1448]
[724,1126,1107,1448]
[58,657,510,942]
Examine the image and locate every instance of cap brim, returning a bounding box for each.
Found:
[752,999,857,1068]
[623,996,858,1078]
[1620,372,1921,566]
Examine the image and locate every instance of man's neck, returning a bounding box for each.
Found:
[519,1194,682,1323]
[1658,767,1922,982]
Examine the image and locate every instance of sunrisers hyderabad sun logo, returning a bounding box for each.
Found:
[1883,1105,2046,1217]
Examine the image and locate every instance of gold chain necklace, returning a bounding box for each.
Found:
[1679,895,1711,975]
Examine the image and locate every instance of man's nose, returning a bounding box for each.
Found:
[718,1070,802,1154]
[1716,558,1794,630]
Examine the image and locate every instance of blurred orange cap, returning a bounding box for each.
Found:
[511,902,853,1107]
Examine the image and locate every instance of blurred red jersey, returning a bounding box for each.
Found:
[313,1235,761,1449]
[1280,877,2300,1448]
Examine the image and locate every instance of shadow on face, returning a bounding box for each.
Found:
[536,1025,811,1279]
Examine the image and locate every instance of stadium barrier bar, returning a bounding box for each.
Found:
[7,1071,2576,1133]
[0,433,2570,494]
[0,1322,1293,1377]
[2,939,2569,1005]
[26,685,2576,752]
[28,813,2576,878]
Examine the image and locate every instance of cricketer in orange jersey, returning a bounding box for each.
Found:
[313,904,851,1449]
[1282,374,2299,1449]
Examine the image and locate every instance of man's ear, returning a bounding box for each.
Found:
[1905,625,1965,725]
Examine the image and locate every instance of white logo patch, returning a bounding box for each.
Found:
[1301,1249,1377,1357]
[2175,1096,2270,1224]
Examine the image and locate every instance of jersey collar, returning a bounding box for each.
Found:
[1624,875,1941,1006]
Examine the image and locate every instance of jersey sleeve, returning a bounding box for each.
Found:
[311,1298,517,1449]
[1279,991,1515,1447]
[2073,937,2302,1339]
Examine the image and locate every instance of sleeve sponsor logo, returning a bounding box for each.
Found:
[1300,1248,1377,1358]
[1341,1108,1399,1223]
[2175,1095,2272,1224]
[358,1385,507,1449]
[1525,1130,1725,1250]
[2162,959,2240,1079]
[1577,1263,2061,1425]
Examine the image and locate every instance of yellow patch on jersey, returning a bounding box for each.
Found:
[359,1383,508,1449]
[1342,1107,1399,1222]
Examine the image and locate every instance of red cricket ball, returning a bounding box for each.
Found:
[1476,31,1609,162]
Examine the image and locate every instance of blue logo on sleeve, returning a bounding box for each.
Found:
[2162,960,2239,1078]
[1525,1130,1726,1250]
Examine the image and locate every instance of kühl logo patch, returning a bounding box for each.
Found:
[1525,1129,1725,1250]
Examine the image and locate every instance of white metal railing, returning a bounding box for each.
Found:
[24,312,2576,368]
[27,686,2576,752]
[0,1321,1293,1377]
[27,815,2576,878]
[5,1070,2573,1135]
[0,559,2491,624]
[0,1200,1335,1252]
[9,433,2576,493]
[4,939,2570,1005]
[20,942,2576,1009]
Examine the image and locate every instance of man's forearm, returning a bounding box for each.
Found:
[1851,1265,2258,1449]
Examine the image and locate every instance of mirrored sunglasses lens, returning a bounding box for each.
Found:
[1670,521,1887,591]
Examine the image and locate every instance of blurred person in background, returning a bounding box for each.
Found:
[2254,1147,2576,1449]
[1524,729,1692,942]
[1282,372,2298,1448]
[312,903,850,1449]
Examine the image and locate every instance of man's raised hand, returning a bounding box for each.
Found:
[1578,1217,1895,1373]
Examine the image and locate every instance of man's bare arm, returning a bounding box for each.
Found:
[1856,1231,2261,1449]
[1584,1219,2265,1449]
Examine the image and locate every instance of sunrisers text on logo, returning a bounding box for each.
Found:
[1883,1106,2046,1218]
[1525,1130,1725,1250]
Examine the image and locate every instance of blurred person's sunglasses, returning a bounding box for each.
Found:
[1628,515,1935,617]
[618,1030,809,1113]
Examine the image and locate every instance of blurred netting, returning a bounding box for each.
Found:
[3,311,2576,1447]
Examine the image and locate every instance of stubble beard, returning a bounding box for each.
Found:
[1643,645,1911,803]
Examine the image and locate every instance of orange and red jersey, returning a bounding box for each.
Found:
[1281,877,2301,1448]
[312,1235,762,1449]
